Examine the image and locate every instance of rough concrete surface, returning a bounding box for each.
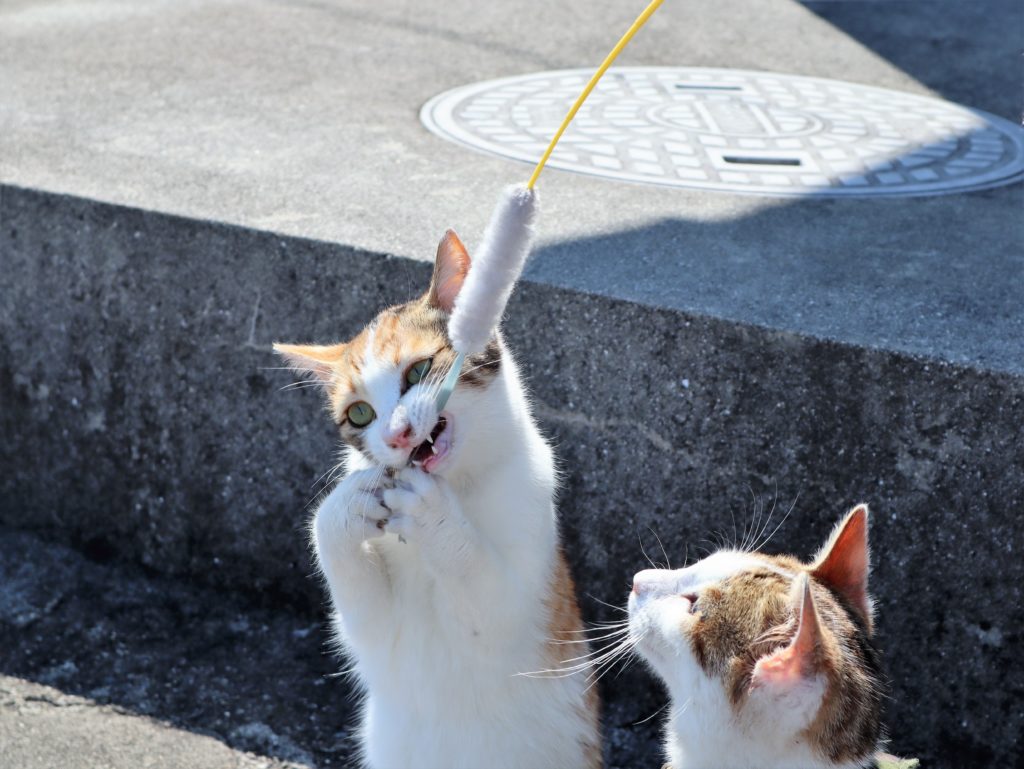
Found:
[2,188,1022,766]
[801,0,1023,120]
[1,0,1022,766]
[1,0,1022,372]
[0,676,306,769]
[0,529,348,769]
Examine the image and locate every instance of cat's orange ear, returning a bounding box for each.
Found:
[811,504,873,632]
[752,574,826,689]
[273,342,345,385]
[428,229,471,312]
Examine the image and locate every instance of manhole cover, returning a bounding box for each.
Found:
[420,67,1024,197]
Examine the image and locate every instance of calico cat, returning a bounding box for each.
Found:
[275,231,601,769]
[628,505,885,769]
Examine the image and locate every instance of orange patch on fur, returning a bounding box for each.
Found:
[544,549,603,769]
[682,542,882,765]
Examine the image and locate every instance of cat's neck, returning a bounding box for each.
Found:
[664,696,871,769]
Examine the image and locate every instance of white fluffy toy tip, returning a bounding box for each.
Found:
[435,183,539,410]
[449,184,538,355]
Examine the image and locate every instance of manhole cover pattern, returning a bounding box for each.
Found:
[420,67,1024,197]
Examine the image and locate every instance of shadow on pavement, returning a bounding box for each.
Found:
[801,0,1021,119]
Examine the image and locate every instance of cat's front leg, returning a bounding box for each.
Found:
[313,468,393,644]
[382,467,504,627]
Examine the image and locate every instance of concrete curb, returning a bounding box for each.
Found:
[2,184,1021,766]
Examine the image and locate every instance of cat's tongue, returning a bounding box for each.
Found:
[410,415,451,472]
[422,429,451,473]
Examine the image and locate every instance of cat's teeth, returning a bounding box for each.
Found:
[430,445,438,454]
[426,435,434,444]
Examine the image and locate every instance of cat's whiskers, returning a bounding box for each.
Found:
[522,642,631,679]
[279,379,323,392]
[637,531,660,570]
[751,492,800,554]
[304,450,352,511]
[695,540,718,559]
[708,529,731,552]
[586,594,629,614]
[521,625,633,678]
[551,619,631,635]
[424,355,457,403]
[548,624,633,645]
[313,450,348,491]
[632,699,672,727]
[647,526,672,570]
[749,490,778,552]
[556,628,631,664]
[739,487,763,553]
[524,605,641,684]
[581,631,643,695]
[456,359,496,377]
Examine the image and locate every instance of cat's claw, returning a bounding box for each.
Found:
[382,512,413,542]
[314,468,396,547]
[380,466,456,541]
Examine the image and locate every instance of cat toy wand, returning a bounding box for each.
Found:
[432,0,665,413]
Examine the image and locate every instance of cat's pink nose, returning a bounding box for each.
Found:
[386,426,414,449]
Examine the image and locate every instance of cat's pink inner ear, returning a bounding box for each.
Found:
[752,575,824,689]
[428,229,471,312]
[811,504,872,632]
[273,342,344,384]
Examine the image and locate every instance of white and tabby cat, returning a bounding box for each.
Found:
[276,231,601,769]
[628,505,885,769]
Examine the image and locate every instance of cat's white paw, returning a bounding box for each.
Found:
[315,468,391,549]
[381,466,456,540]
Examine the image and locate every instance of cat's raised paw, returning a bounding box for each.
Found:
[380,466,456,539]
[315,468,392,546]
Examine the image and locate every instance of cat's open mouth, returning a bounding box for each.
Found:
[409,414,452,473]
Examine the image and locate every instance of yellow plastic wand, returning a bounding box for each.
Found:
[526,0,666,190]
[434,0,665,414]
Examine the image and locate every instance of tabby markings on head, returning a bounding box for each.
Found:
[630,506,886,769]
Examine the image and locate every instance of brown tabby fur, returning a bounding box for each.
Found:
[687,508,884,765]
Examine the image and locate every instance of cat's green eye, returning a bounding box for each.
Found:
[406,358,433,386]
[347,401,375,427]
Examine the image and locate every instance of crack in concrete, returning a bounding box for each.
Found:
[533,399,677,453]
[242,289,272,351]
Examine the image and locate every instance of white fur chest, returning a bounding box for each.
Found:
[315,407,595,769]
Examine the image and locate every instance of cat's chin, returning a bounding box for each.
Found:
[410,412,454,474]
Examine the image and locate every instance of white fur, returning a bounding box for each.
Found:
[312,343,595,769]
[448,184,538,356]
[629,552,869,769]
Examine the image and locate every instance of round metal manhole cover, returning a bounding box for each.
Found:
[420,67,1024,197]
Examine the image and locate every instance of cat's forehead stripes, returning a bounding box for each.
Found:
[336,300,496,388]
[331,304,444,384]
[679,548,883,764]
[688,567,792,679]
[325,298,500,427]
